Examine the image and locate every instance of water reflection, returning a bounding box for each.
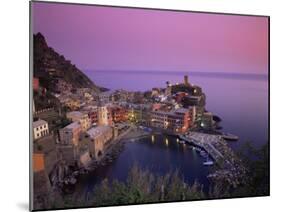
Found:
[76,135,211,195]
[165,138,169,146]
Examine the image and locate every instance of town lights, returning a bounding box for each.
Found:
[165,138,169,146]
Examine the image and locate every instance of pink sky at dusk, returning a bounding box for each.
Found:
[32,2,268,74]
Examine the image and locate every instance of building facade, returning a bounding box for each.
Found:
[33,119,49,140]
[98,91,113,103]
[66,111,91,132]
[88,108,98,125]
[110,106,128,123]
[59,121,81,146]
[98,105,112,126]
[84,126,113,159]
[150,108,191,133]
[200,112,214,130]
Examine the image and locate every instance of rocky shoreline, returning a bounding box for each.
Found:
[54,127,151,192]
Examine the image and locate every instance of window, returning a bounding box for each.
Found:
[37,133,39,137]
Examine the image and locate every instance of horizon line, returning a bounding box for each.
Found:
[84,69,268,76]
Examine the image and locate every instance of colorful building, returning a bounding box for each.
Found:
[33,119,49,140]
[67,111,91,132]
[150,108,191,133]
[200,112,214,130]
[33,153,51,209]
[109,106,128,123]
[98,105,113,126]
[98,91,114,103]
[88,108,98,125]
[84,126,113,159]
[65,99,81,110]
[59,121,81,146]
[33,77,40,91]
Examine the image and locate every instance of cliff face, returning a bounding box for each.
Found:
[33,32,99,92]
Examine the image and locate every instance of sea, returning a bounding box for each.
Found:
[75,70,268,195]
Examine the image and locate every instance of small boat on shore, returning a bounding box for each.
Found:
[179,140,186,144]
[203,160,214,166]
[203,155,214,166]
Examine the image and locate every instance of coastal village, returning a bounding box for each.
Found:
[33,74,246,207]
[32,33,246,209]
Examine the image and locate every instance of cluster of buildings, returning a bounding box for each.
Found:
[150,108,193,133]
[32,75,215,203]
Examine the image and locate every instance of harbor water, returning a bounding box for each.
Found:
[76,70,268,195]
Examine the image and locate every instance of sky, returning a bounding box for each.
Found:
[32,2,268,74]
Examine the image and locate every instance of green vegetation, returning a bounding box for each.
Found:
[90,166,205,206]
[56,165,205,208]
[232,141,269,197]
[47,142,269,210]
[207,141,269,199]
[34,32,100,92]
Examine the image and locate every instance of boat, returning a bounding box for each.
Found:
[192,146,200,151]
[203,160,214,166]
[145,128,152,132]
[203,154,214,165]
[179,140,186,144]
[195,147,201,152]
[200,150,208,157]
[222,133,239,141]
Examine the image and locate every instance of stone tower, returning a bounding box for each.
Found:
[184,75,189,86]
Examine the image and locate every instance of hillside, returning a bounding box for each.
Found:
[33,32,100,92]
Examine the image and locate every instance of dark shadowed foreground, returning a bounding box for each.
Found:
[44,142,268,210]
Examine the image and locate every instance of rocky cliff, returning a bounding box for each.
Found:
[33,32,100,92]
